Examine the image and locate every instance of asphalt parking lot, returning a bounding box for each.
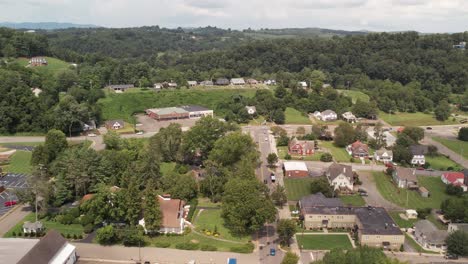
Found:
[136,114,199,133]
[0,173,28,217]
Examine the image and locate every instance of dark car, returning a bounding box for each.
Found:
[445,254,458,259]
[270,173,276,183]
[270,248,276,256]
[426,127,432,130]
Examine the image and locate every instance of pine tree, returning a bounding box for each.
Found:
[124,176,142,225]
[143,178,162,233]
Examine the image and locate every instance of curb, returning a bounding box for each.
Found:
[0,204,23,222]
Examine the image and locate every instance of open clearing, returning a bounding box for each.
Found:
[337,90,370,103]
[432,137,468,159]
[296,234,353,250]
[284,177,317,201]
[379,112,458,126]
[194,209,249,243]
[284,107,312,124]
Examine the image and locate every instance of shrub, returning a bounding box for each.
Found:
[96,225,119,245]
[230,243,255,253]
[24,232,29,237]
[80,214,94,226]
[284,154,292,160]
[201,244,217,251]
[175,242,200,250]
[66,233,71,239]
[12,231,16,237]
[416,208,432,219]
[185,199,198,222]
[350,157,355,163]
[154,241,171,248]
[320,153,333,162]
[83,223,94,234]
[122,231,145,247]
[78,234,83,239]
[73,234,78,240]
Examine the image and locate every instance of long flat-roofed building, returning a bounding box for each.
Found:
[146,105,213,121]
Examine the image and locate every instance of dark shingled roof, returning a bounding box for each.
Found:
[299,193,344,212]
[18,230,67,264]
[410,145,428,155]
[354,207,402,235]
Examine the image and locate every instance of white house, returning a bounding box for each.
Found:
[245,106,257,115]
[231,78,246,85]
[342,111,356,123]
[105,120,124,130]
[299,81,308,88]
[326,163,353,192]
[31,87,42,97]
[374,148,393,163]
[405,209,418,219]
[264,79,276,85]
[410,145,428,166]
[319,110,338,121]
[180,105,214,119]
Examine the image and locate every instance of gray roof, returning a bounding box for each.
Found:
[231,78,245,84]
[394,167,417,182]
[354,207,402,235]
[105,119,125,127]
[187,81,197,85]
[327,163,353,182]
[449,223,468,233]
[108,84,134,89]
[180,105,210,112]
[322,110,336,116]
[154,107,188,115]
[299,193,343,211]
[410,145,428,155]
[215,78,229,85]
[375,148,393,157]
[415,220,448,244]
[23,221,43,230]
[201,80,213,85]
[18,230,67,264]
[0,238,39,263]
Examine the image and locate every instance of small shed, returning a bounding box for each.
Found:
[405,209,418,219]
[419,186,430,198]
[23,221,43,234]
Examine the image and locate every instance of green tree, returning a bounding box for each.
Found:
[96,225,119,245]
[267,153,279,167]
[434,100,451,121]
[103,131,122,150]
[458,127,468,141]
[122,227,145,247]
[221,178,276,235]
[310,177,333,197]
[277,219,297,247]
[43,129,68,164]
[334,122,356,147]
[281,252,299,264]
[150,123,183,162]
[123,176,142,225]
[402,127,425,142]
[271,185,287,207]
[320,153,333,162]
[199,160,228,202]
[143,178,162,233]
[446,230,468,256]
[209,132,258,167]
[161,172,198,201]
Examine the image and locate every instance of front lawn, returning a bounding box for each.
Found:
[379,112,458,126]
[194,209,249,243]
[389,211,418,229]
[284,107,312,124]
[296,234,353,250]
[284,177,316,201]
[373,172,450,209]
[320,141,350,162]
[432,137,468,160]
[6,150,32,174]
[4,213,84,238]
[115,122,135,134]
[425,155,462,171]
[339,195,366,206]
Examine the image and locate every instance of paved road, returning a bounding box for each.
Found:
[423,137,468,168]
[74,243,257,264]
[0,205,31,237]
[358,171,402,210]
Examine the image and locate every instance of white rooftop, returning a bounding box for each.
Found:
[283,161,308,171]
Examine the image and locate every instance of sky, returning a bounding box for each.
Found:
[1,0,468,32]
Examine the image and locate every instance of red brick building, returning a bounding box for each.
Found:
[288,138,314,156]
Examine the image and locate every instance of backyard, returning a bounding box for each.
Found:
[379,112,458,126]
[320,141,350,162]
[296,234,353,250]
[425,155,462,171]
[339,195,366,206]
[284,107,312,124]
[4,213,84,238]
[284,177,316,201]
[373,172,450,209]
[432,137,468,159]
[194,209,249,243]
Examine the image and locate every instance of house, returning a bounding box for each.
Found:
[31,87,42,97]
[453,41,466,50]
[342,112,356,123]
[0,149,16,162]
[405,209,418,219]
[154,83,162,90]
[3,230,78,264]
[318,110,338,121]
[29,57,47,66]
[166,82,178,88]
[22,221,43,234]
[107,84,134,92]
[105,120,125,130]
[298,81,308,89]
[245,106,257,115]
[441,172,467,192]
[392,167,418,189]
[326,163,353,192]
[180,105,214,119]
[283,161,309,177]
[264,79,276,85]
[374,148,393,163]
[410,145,428,166]
[299,199,404,250]
[419,187,430,198]
[200,80,214,86]
[139,195,187,234]
[230,78,245,85]
[215,78,229,86]
[288,138,314,156]
[346,141,369,158]
[246,79,258,85]
[187,81,197,87]
[448,223,468,233]
[414,220,448,252]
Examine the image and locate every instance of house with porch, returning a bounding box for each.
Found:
[410,145,428,166]
[414,220,448,252]
[374,148,393,163]
[288,138,314,156]
[346,141,369,159]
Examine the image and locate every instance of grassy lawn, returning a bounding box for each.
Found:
[15,57,73,76]
[4,213,83,237]
[284,107,312,124]
[373,172,450,209]
[337,90,370,103]
[339,195,366,206]
[5,150,32,174]
[320,141,350,162]
[98,89,256,122]
[197,197,221,208]
[194,209,249,243]
[379,111,458,126]
[432,137,468,160]
[248,116,266,125]
[284,177,318,201]
[277,146,322,161]
[115,122,135,134]
[389,211,418,229]
[427,214,448,230]
[296,234,353,250]
[425,155,462,171]
[160,162,176,175]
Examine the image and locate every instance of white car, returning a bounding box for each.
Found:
[88,133,96,137]
[264,137,268,141]
[136,131,144,135]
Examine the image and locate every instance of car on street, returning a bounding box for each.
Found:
[88,133,96,137]
[136,131,144,135]
[426,127,432,130]
[4,200,17,207]
[444,254,458,259]
[270,248,276,256]
[270,173,276,182]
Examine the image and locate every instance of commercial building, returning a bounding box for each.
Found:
[146,105,213,121]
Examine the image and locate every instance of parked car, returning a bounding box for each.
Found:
[136,131,144,135]
[270,173,276,182]
[359,192,368,196]
[88,133,96,137]
[426,127,432,130]
[270,248,276,256]
[445,254,458,259]
[4,200,17,207]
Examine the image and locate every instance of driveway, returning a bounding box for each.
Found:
[358,171,402,210]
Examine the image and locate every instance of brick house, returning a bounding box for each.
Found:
[346,141,369,158]
[288,138,314,156]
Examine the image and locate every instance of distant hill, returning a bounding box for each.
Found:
[243,27,368,39]
[0,22,99,30]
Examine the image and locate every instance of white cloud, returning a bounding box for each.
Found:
[0,0,467,32]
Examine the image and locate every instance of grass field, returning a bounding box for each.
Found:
[195,209,249,243]
[339,195,366,206]
[389,211,418,229]
[277,146,321,161]
[379,111,458,126]
[197,197,221,208]
[337,90,370,103]
[284,177,318,201]
[0,142,43,147]
[15,57,72,76]
[296,234,353,250]
[373,172,450,209]
[432,137,468,160]
[160,162,176,175]
[4,213,84,237]
[284,107,312,124]
[98,89,256,121]
[320,141,350,162]
[6,150,32,174]
[425,155,462,171]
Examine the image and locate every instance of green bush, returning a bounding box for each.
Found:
[73,234,77,240]
[175,242,200,250]
[320,153,333,162]
[284,154,292,160]
[12,231,16,237]
[154,241,171,248]
[230,242,255,253]
[200,244,217,251]
[83,223,94,234]
[186,199,198,222]
[80,214,94,226]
